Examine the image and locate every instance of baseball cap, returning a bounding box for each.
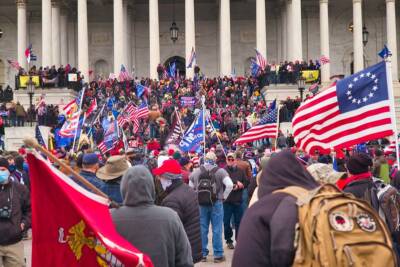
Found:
[152,159,182,176]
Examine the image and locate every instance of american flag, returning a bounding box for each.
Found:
[7,59,20,70]
[129,102,148,134]
[117,103,136,127]
[320,55,330,65]
[255,49,267,70]
[98,138,119,154]
[98,120,119,153]
[292,61,393,154]
[63,99,78,116]
[118,64,131,82]
[85,98,97,117]
[186,47,196,69]
[384,141,397,154]
[234,100,278,144]
[59,111,80,138]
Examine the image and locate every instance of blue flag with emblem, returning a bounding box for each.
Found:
[179,110,205,153]
[378,45,392,59]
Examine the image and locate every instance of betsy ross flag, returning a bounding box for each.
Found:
[234,100,278,145]
[255,49,267,70]
[25,44,37,63]
[118,65,131,82]
[27,152,152,267]
[7,59,21,70]
[320,55,330,65]
[292,61,393,154]
[186,47,196,68]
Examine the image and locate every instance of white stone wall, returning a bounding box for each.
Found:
[0,0,398,85]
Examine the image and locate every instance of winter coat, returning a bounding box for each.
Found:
[224,166,248,204]
[342,172,373,200]
[162,180,202,264]
[15,104,26,117]
[0,180,31,245]
[111,166,193,267]
[232,151,319,267]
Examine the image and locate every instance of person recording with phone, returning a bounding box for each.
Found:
[0,158,31,267]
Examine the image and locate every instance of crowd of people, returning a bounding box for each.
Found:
[2,60,400,266]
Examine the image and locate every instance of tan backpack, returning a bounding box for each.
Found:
[275,184,397,267]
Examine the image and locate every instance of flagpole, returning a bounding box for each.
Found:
[274,103,281,150]
[385,56,400,168]
[207,115,227,159]
[201,95,206,158]
[72,86,86,152]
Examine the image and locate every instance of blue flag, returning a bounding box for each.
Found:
[179,111,204,153]
[378,45,392,59]
[250,59,260,77]
[169,62,176,78]
[136,84,147,97]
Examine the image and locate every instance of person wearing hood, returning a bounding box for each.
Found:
[189,152,233,263]
[337,152,373,197]
[111,165,193,267]
[153,159,202,264]
[232,151,319,266]
[0,157,31,267]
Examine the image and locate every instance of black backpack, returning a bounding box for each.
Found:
[197,166,218,206]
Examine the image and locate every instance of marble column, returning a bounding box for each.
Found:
[114,0,124,74]
[291,0,303,61]
[51,0,61,67]
[16,0,27,70]
[126,7,132,75]
[320,0,330,83]
[286,0,293,61]
[256,0,267,61]
[68,21,76,67]
[219,0,231,76]
[185,0,196,78]
[77,0,89,80]
[353,0,363,72]
[149,0,160,79]
[42,0,52,67]
[281,4,287,61]
[60,10,68,66]
[386,0,398,81]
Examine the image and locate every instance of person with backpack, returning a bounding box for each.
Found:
[189,152,233,263]
[233,150,397,267]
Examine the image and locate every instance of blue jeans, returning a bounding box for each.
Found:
[223,202,243,244]
[200,201,224,258]
[241,188,249,215]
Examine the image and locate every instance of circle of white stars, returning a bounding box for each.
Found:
[345,72,379,105]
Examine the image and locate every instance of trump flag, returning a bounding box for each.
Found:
[292,61,393,154]
[27,152,153,267]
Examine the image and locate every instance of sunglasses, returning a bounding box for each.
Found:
[227,158,235,162]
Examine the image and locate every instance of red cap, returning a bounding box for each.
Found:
[168,149,175,157]
[152,159,182,176]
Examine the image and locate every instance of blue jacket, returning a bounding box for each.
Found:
[78,170,105,193]
[101,179,123,204]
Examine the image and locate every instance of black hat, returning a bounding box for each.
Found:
[346,153,373,175]
[179,157,190,167]
[0,158,9,169]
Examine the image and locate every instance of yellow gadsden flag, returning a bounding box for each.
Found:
[19,75,40,87]
[302,70,319,83]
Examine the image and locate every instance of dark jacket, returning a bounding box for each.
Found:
[224,166,248,204]
[101,178,123,204]
[111,166,193,267]
[0,180,31,245]
[78,170,105,192]
[342,172,373,200]
[162,180,202,264]
[232,151,319,267]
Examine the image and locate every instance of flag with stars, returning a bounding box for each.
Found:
[234,100,278,144]
[292,61,393,153]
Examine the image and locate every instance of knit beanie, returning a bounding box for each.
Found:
[346,152,373,175]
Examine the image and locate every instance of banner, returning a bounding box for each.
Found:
[301,70,319,83]
[19,75,40,87]
[179,110,204,153]
[27,152,153,267]
[180,97,196,107]
[68,73,78,82]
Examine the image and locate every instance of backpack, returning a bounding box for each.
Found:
[275,184,397,267]
[197,166,218,206]
[369,179,400,243]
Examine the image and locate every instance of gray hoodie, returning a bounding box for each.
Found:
[111,165,193,267]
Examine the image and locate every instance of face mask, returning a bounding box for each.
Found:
[0,170,10,183]
[160,178,172,191]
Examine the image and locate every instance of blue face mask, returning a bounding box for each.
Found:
[0,170,9,183]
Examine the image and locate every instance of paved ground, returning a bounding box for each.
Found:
[23,233,233,267]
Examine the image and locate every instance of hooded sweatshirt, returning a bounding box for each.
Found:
[232,151,319,267]
[111,165,193,267]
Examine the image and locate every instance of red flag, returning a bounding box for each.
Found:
[27,153,153,267]
[85,98,97,117]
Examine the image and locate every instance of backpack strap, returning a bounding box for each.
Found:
[274,186,311,205]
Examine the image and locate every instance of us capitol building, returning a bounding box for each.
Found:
[0,0,398,88]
